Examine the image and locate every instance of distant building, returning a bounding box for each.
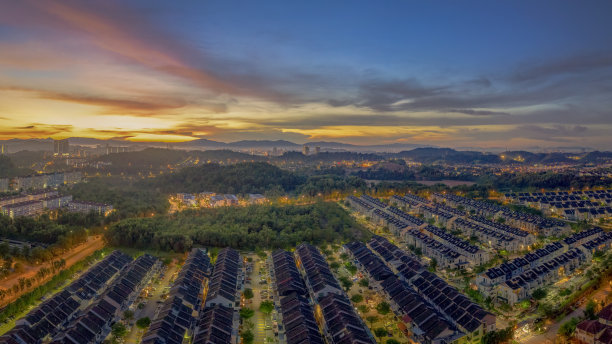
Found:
[68,200,113,215]
[248,193,266,204]
[105,145,129,154]
[13,174,48,191]
[63,171,82,184]
[0,178,8,192]
[315,146,321,154]
[1,200,44,218]
[302,145,310,155]
[210,194,239,207]
[53,139,70,156]
[42,195,72,210]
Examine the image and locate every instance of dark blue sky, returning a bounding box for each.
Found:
[0,1,611,149]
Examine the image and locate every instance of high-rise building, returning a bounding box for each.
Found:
[315,146,321,154]
[53,139,70,155]
[302,145,309,155]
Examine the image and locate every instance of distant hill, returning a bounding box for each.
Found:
[396,148,501,164]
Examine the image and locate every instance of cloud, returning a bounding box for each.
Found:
[448,109,510,116]
[0,123,73,137]
[0,1,292,103]
[512,51,612,82]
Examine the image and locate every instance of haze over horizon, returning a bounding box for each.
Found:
[1,1,611,149]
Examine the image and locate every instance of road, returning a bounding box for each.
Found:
[246,253,276,344]
[0,235,105,307]
[124,261,179,344]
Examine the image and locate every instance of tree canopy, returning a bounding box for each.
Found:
[105,202,369,251]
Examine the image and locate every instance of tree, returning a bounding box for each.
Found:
[429,258,437,272]
[358,278,369,288]
[376,302,391,315]
[242,330,254,344]
[482,327,514,344]
[374,328,388,338]
[243,288,254,300]
[123,309,134,321]
[366,315,379,327]
[358,305,368,313]
[111,322,127,338]
[558,318,579,338]
[240,307,255,319]
[136,317,151,329]
[386,340,400,344]
[532,288,547,300]
[345,262,358,275]
[259,300,274,315]
[339,276,353,291]
[351,294,364,303]
[584,300,598,320]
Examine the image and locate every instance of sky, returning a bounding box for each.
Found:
[0,0,611,149]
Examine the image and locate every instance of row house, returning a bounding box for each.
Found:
[205,248,242,309]
[347,195,374,215]
[360,194,388,209]
[477,241,565,293]
[404,229,467,269]
[50,254,159,344]
[497,248,586,305]
[270,250,325,344]
[452,218,520,252]
[467,215,535,248]
[192,305,237,344]
[421,225,490,265]
[295,243,342,300]
[367,236,496,344]
[580,232,612,259]
[142,248,211,344]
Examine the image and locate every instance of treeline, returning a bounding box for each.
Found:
[0,214,92,266]
[67,176,169,219]
[105,202,370,252]
[478,171,612,190]
[152,162,306,194]
[0,155,32,178]
[354,164,478,181]
[85,148,264,174]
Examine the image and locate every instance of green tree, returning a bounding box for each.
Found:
[240,307,255,319]
[242,330,254,344]
[429,258,438,272]
[351,294,364,303]
[386,340,400,344]
[123,309,134,321]
[111,322,127,338]
[584,300,598,320]
[366,315,379,327]
[136,317,151,329]
[243,288,254,300]
[374,328,388,338]
[358,278,369,288]
[532,288,547,300]
[376,302,391,315]
[558,318,579,338]
[259,300,274,315]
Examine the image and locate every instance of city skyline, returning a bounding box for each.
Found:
[1,1,612,149]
